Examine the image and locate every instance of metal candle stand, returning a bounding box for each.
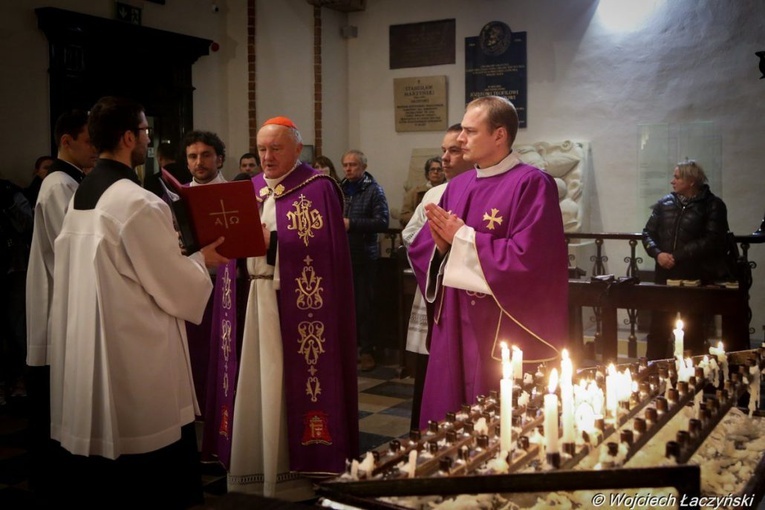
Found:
[319,351,765,510]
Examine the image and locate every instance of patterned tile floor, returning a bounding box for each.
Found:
[0,363,414,508]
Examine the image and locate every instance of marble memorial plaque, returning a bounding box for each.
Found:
[394,76,448,133]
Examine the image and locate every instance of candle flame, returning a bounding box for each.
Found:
[548,368,559,393]
[717,341,724,351]
[500,342,510,364]
[562,349,569,360]
[675,319,684,330]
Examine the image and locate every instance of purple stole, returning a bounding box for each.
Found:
[201,260,238,467]
[254,163,359,475]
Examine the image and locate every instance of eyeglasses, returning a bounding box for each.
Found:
[429,167,444,173]
[137,126,154,139]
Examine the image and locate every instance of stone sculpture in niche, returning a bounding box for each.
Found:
[515,140,585,233]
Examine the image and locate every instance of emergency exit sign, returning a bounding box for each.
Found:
[115,2,142,26]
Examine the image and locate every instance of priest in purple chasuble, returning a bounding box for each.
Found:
[164,130,240,465]
[408,96,569,428]
[227,117,358,500]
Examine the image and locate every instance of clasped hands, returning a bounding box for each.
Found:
[425,203,465,255]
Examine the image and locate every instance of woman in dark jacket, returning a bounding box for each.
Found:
[642,160,729,359]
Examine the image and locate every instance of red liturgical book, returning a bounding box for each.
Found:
[160,168,266,259]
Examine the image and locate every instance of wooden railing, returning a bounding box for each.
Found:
[564,232,765,358]
[565,232,764,284]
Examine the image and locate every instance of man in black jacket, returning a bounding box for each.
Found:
[340,150,390,371]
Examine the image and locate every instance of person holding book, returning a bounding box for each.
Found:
[227,116,358,501]
[47,96,228,508]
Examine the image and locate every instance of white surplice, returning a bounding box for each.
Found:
[401,183,448,355]
[48,179,212,459]
[26,167,80,366]
[227,170,314,501]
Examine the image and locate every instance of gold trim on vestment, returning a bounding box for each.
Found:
[249,274,274,280]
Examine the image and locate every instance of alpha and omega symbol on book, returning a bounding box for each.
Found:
[209,199,240,228]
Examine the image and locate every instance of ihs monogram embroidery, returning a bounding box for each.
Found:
[483,208,503,230]
[287,194,323,246]
[295,255,323,310]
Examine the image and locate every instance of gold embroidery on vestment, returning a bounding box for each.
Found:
[483,208,503,230]
[306,376,322,402]
[221,319,232,396]
[286,194,324,247]
[298,321,326,365]
[296,265,324,310]
[222,265,232,310]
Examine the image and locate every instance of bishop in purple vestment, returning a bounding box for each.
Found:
[228,117,358,499]
[408,97,569,428]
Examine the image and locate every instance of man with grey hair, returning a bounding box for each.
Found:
[228,117,358,501]
[340,149,390,371]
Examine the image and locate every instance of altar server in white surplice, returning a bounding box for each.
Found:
[24,109,97,502]
[48,96,228,509]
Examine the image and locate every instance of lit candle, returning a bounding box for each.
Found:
[501,342,510,365]
[560,349,573,388]
[605,363,618,420]
[590,380,604,418]
[512,345,524,381]
[500,378,513,453]
[748,364,761,417]
[561,379,576,444]
[544,369,560,455]
[500,344,513,453]
[559,350,575,444]
[709,341,728,384]
[673,319,685,360]
[678,358,693,383]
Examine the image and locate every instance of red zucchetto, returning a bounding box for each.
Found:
[262,116,298,130]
